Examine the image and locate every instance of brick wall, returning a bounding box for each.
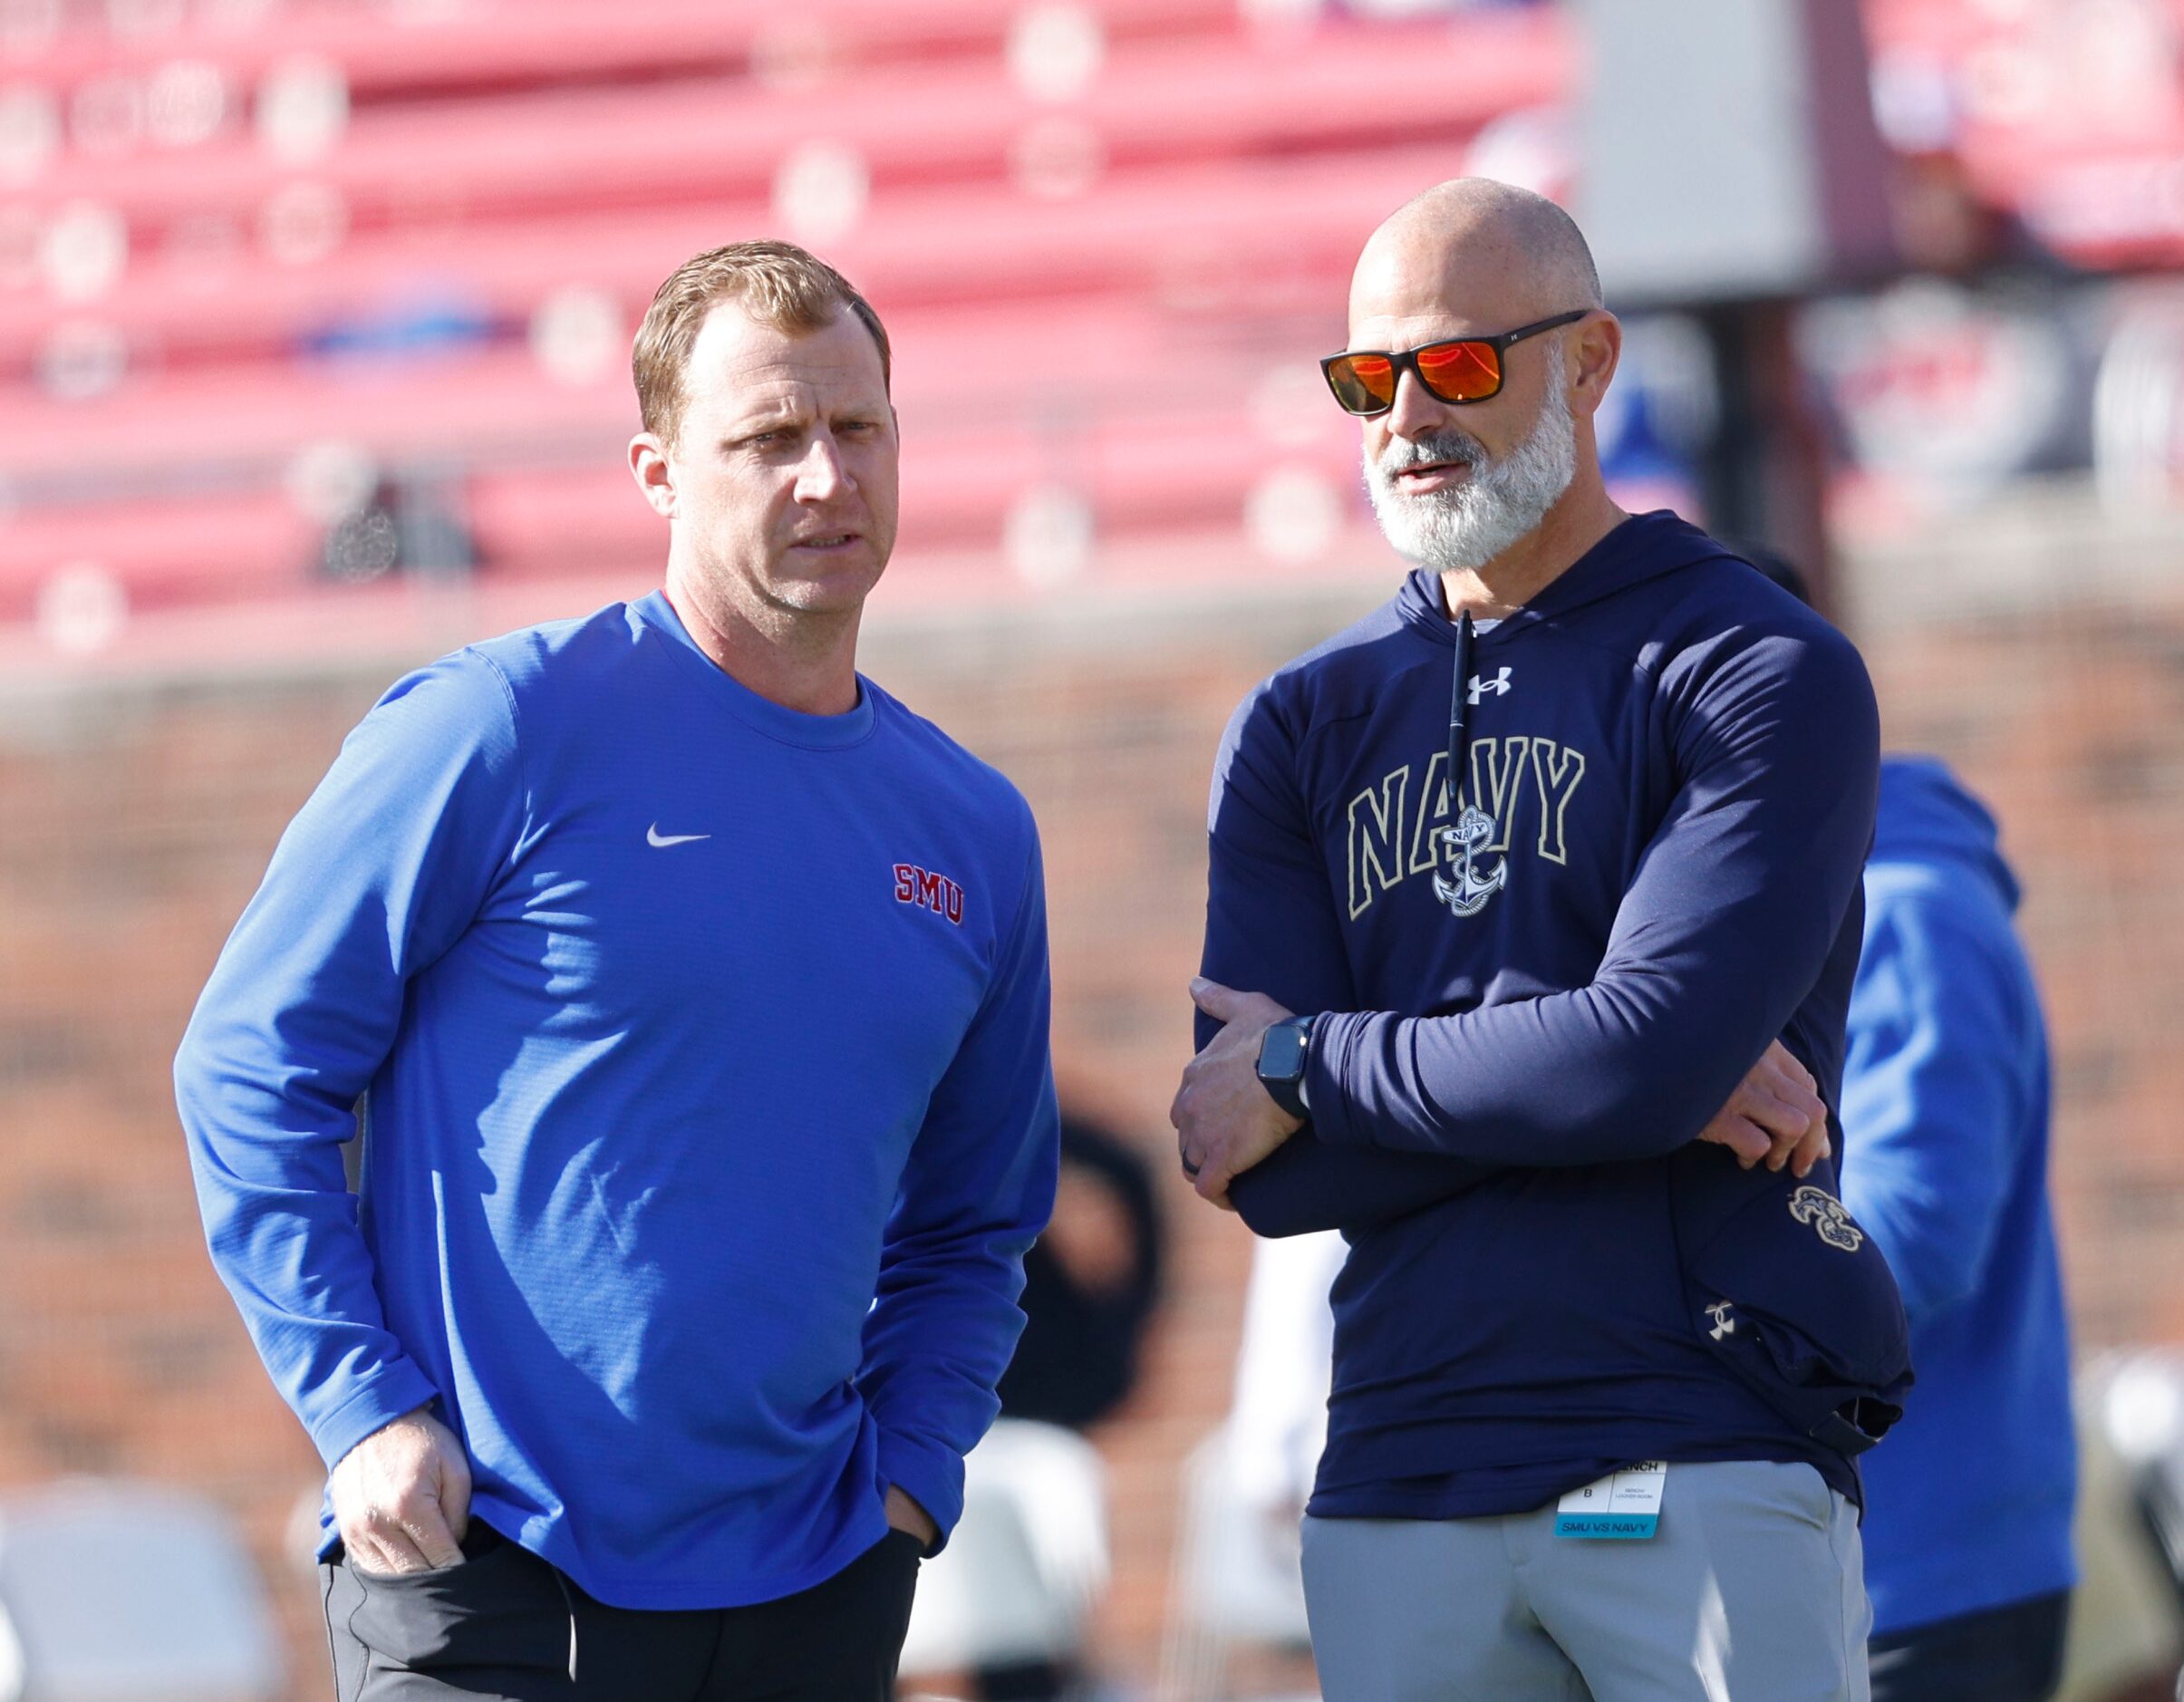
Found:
[2,489,2179,1692]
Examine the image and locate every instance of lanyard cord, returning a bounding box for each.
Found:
[1437,604,1510,920]
[1447,607,1475,821]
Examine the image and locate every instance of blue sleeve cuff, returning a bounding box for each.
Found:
[876,1426,968,1555]
[307,1363,444,1472]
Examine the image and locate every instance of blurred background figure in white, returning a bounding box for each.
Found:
[1159,1230,1339,1702]
[903,1112,1164,1702]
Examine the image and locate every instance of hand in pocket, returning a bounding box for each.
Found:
[330,1406,473,1575]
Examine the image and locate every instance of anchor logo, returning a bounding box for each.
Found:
[1433,803,1507,918]
[1788,1185,1866,1252]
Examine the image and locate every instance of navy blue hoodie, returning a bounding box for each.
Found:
[1842,758,2073,1632]
[1200,513,1910,1520]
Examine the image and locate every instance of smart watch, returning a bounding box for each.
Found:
[1256,1015,1314,1119]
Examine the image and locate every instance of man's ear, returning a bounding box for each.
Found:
[1565,313,1623,421]
[628,432,677,519]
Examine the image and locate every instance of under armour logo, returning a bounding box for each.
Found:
[1467,667,1512,705]
[1788,1185,1866,1252]
[1706,1300,1736,1340]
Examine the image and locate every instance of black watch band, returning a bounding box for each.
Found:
[1256,1015,1314,1119]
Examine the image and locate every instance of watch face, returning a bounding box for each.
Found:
[1261,1021,1307,1082]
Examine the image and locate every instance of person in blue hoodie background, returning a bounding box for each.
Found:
[1845,756,2076,1700]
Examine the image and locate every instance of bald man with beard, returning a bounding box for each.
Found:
[1170,180,1913,1698]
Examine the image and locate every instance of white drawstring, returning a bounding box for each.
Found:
[549,1564,581,1682]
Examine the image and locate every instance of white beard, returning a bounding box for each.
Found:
[1363,359,1578,572]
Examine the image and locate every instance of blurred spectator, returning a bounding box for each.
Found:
[1889,150,2064,283]
[312,462,476,585]
[962,1113,1162,1702]
[997,1113,1164,1433]
[1226,1228,1341,1551]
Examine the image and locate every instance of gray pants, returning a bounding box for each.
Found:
[1301,1460,1871,1702]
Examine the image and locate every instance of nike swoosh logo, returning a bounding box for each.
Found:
[647,825,710,847]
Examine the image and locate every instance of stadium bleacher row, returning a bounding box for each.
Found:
[0,0,1570,640]
[15,26,1557,247]
[0,137,1548,371]
[8,0,1246,96]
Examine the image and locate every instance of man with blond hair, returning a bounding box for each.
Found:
[177,241,1058,1699]
[1173,179,1912,1698]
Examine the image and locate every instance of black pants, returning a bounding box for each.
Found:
[321,1523,921,1701]
[1868,1590,2071,1702]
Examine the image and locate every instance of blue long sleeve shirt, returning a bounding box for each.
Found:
[1841,758,2074,1634]
[1202,514,1906,1519]
[175,592,1059,1609]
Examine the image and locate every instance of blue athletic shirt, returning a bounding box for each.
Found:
[1201,513,1909,1520]
[175,591,1059,1610]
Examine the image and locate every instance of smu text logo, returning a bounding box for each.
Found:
[894,863,966,925]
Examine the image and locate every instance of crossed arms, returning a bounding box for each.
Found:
[1173,621,1880,1233]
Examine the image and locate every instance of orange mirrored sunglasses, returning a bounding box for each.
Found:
[1320,310,1590,416]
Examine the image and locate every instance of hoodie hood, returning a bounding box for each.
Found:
[1394,510,1740,646]
[1871,755,2019,913]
